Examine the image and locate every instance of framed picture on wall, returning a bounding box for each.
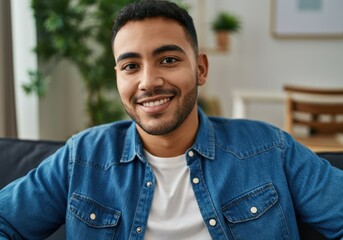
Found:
[271,0,343,38]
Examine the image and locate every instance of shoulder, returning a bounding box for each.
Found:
[208,117,286,156]
[66,120,135,166]
[209,117,283,138]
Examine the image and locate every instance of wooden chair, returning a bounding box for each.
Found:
[284,85,343,152]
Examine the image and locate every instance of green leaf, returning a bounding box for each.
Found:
[44,13,64,32]
[29,0,146,125]
[22,70,50,99]
[212,12,242,32]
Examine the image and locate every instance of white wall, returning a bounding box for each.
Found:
[11,0,40,139]
[197,0,343,128]
[14,0,343,140]
[39,60,87,140]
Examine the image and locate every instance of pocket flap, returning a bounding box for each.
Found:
[222,183,278,223]
[69,193,121,228]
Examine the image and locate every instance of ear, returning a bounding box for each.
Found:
[197,53,208,86]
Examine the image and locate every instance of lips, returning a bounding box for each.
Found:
[134,89,179,113]
[136,96,173,114]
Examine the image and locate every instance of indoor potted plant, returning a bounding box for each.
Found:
[25,0,138,126]
[211,11,241,51]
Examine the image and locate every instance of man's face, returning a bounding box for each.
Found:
[113,18,207,135]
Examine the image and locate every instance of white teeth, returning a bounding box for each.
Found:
[143,98,169,107]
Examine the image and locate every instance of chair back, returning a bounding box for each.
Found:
[284,85,343,136]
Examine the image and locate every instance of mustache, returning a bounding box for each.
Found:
[133,88,180,103]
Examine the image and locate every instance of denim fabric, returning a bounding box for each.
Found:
[1,109,343,239]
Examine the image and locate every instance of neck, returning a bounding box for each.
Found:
[137,107,199,158]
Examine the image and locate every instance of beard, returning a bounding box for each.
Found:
[123,80,198,136]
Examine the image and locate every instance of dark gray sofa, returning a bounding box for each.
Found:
[0,138,65,240]
[0,138,342,239]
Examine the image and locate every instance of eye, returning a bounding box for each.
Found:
[122,63,139,71]
[161,57,178,64]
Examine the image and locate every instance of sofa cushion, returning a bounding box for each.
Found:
[0,138,64,189]
[0,138,65,240]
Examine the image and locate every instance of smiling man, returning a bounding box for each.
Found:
[0,0,343,239]
[113,16,208,157]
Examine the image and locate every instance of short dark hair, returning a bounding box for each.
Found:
[112,0,198,54]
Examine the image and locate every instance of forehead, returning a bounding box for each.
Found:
[113,18,192,58]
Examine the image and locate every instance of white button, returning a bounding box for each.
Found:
[209,219,217,226]
[136,227,143,233]
[192,177,200,184]
[250,207,258,214]
[188,151,194,157]
[90,213,96,220]
[146,181,152,187]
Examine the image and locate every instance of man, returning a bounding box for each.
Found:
[1,0,343,239]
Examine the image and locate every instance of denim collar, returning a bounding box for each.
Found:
[120,108,215,163]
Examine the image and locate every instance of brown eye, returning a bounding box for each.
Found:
[122,63,139,71]
[161,57,178,64]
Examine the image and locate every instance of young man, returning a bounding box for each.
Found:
[1,0,343,239]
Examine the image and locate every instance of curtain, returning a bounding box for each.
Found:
[0,0,17,137]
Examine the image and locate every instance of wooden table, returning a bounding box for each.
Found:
[296,134,343,153]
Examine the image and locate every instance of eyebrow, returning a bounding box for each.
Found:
[116,52,141,63]
[152,44,185,56]
[116,44,185,63]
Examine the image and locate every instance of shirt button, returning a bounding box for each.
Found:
[192,177,200,184]
[209,219,217,226]
[250,207,258,214]
[136,227,143,233]
[146,181,152,187]
[90,213,96,220]
[188,150,194,157]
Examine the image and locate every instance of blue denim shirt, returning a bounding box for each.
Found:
[1,109,343,239]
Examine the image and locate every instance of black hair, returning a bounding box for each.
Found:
[112,0,198,54]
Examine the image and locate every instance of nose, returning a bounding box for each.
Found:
[138,65,164,91]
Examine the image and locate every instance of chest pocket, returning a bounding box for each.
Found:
[68,193,121,239]
[222,183,290,240]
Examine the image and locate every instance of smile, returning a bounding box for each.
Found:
[142,98,170,107]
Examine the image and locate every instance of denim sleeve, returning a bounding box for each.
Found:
[282,131,343,239]
[0,141,71,239]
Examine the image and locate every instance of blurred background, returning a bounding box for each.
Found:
[1,0,343,141]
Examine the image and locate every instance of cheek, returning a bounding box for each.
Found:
[117,78,131,101]
[178,70,197,89]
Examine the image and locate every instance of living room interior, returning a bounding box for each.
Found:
[1,0,343,144]
[0,1,343,239]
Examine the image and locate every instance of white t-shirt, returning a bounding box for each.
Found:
[144,151,211,240]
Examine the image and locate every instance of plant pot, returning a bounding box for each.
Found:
[215,30,230,51]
